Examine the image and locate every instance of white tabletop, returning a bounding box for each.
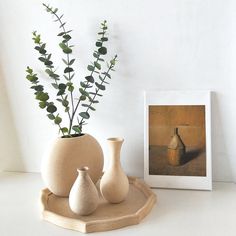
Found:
[0,172,235,236]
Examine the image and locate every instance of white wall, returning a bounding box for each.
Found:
[0,0,235,181]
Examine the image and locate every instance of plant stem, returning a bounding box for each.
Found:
[79,56,116,127]
[44,4,75,134]
[71,27,107,130]
[36,41,72,122]
[58,123,65,136]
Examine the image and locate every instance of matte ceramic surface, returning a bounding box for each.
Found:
[69,167,99,216]
[100,138,129,203]
[41,134,103,197]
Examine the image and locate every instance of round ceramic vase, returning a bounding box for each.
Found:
[100,137,129,203]
[69,167,99,216]
[41,134,103,197]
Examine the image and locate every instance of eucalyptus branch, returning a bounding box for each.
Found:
[25,67,65,136]
[32,32,71,126]
[43,3,75,116]
[78,55,118,129]
[26,4,118,137]
[71,21,108,133]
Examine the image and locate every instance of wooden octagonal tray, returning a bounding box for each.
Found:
[40,176,156,233]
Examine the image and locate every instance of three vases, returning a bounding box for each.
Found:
[42,134,129,215]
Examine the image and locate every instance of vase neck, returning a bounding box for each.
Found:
[107,138,124,166]
[174,127,178,135]
[77,167,89,178]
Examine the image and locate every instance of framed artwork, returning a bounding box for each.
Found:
[144,91,212,190]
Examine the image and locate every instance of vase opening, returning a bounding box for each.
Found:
[61,133,85,139]
[107,137,124,142]
[77,166,89,172]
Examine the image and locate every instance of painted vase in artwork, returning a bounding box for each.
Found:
[69,167,99,216]
[100,137,129,203]
[167,127,186,166]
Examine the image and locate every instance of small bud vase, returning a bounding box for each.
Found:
[100,137,129,203]
[69,167,99,216]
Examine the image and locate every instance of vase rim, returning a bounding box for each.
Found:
[58,133,87,140]
[77,166,89,172]
[107,137,124,142]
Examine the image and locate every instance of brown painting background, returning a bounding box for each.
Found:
[149,105,206,176]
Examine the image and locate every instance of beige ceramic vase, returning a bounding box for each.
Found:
[41,134,103,197]
[100,137,129,204]
[69,167,99,216]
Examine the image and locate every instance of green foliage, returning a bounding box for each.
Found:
[25,4,118,137]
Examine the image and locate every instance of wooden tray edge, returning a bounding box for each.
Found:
[40,176,156,233]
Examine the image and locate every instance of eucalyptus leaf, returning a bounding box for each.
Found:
[58,83,66,90]
[69,59,75,65]
[57,89,65,96]
[38,57,46,62]
[47,113,55,120]
[87,65,95,71]
[62,58,68,65]
[82,104,96,111]
[47,104,57,113]
[64,67,73,73]
[102,72,111,78]
[63,34,71,41]
[80,95,86,101]
[39,101,46,109]
[95,41,102,47]
[89,92,103,97]
[80,82,91,88]
[63,47,72,54]
[93,52,99,58]
[62,99,69,107]
[51,83,59,89]
[101,37,108,42]
[54,116,62,124]
[26,74,38,82]
[98,47,107,55]
[72,125,81,133]
[85,75,94,83]
[61,127,68,133]
[57,32,65,36]
[44,60,53,66]
[32,85,44,91]
[94,61,101,70]
[95,82,105,90]
[79,112,90,119]
[36,92,49,101]
[79,88,90,97]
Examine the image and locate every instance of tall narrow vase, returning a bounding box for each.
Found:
[100,138,129,203]
[69,167,99,216]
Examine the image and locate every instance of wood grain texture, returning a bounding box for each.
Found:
[40,177,156,233]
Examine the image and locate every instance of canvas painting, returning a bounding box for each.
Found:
[149,105,206,177]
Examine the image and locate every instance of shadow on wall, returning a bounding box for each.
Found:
[0,65,24,171]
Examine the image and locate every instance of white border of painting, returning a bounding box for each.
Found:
[144,90,212,190]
